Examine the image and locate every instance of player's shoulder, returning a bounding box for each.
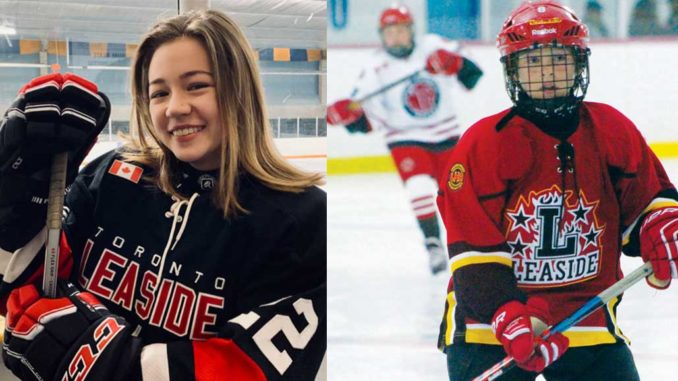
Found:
[420,33,459,50]
[581,101,643,142]
[581,102,653,171]
[79,148,118,174]
[240,176,326,226]
[449,108,520,167]
[360,48,391,73]
[582,101,632,124]
[74,147,159,199]
[460,108,515,144]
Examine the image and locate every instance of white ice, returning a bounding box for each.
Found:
[328,159,678,381]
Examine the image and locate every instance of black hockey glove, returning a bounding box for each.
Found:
[3,281,141,381]
[0,73,110,251]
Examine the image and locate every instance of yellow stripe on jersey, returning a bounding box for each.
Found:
[444,291,457,345]
[562,327,617,346]
[463,325,617,347]
[465,324,500,345]
[622,197,678,245]
[606,296,631,345]
[449,251,513,273]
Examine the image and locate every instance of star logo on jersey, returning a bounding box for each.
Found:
[402,77,440,118]
[505,185,605,288]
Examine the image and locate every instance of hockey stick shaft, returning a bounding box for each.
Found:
[42,152,68,298]
[355,69,421,104]
[472,261,653,381]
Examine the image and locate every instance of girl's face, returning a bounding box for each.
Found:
[148,37,222,171]
[516,47,576,100]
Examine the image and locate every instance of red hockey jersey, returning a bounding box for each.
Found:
[437,102,677,349]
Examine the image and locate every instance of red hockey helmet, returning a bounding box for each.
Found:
[379,5,413,29]
[497,0,589,57]
[497,1,591,121]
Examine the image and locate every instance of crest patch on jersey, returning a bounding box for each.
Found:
[447,163,465,191]
[505,185,605,288]
[402,77,440,118]
[108,160,143,184]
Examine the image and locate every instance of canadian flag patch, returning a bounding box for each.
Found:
[108,160,143,183]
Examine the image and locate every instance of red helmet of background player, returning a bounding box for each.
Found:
[497,0,591,120]
[379,4,415,58]
[379,4,413,29]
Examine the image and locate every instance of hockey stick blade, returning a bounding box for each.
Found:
[472,261,653,381]
[42,152,68,298]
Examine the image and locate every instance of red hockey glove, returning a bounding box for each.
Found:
[327,98,364,126]
[425,49,464,76]
[491,298,569,373]
[3,282,141,381]
[640,206,678,289]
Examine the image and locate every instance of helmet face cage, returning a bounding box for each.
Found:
[502,43,590,118]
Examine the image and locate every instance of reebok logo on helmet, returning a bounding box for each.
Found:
[532,28,557,36]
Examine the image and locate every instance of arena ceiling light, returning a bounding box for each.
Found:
[0,24,16,35]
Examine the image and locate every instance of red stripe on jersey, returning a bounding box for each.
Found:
[416,211,436,220]
[412,195,433,203]
[413,204,434,211]
[193,338,266,381]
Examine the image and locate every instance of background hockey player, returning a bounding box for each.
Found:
[327,4,483,274]
[0,10,326,381]
[437,1,678,380]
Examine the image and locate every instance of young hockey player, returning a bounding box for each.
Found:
[327,4,483,274]
[0,10,326,381]
[437,1,678,380]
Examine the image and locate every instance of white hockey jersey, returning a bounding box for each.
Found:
[352,34,469,146]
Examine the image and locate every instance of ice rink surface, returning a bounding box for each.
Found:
[328,159,678,381]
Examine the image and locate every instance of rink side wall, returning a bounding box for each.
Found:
[327,39,678,174]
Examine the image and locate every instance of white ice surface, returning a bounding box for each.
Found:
[328,159,678,381]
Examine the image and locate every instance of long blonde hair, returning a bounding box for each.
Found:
[123,10,324,217]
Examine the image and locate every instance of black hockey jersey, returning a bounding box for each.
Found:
[0,149,326,380]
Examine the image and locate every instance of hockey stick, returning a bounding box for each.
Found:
[327,70,422,128]
[355,69,421,104]
[42,152,68,297]
[472,261,653,381]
